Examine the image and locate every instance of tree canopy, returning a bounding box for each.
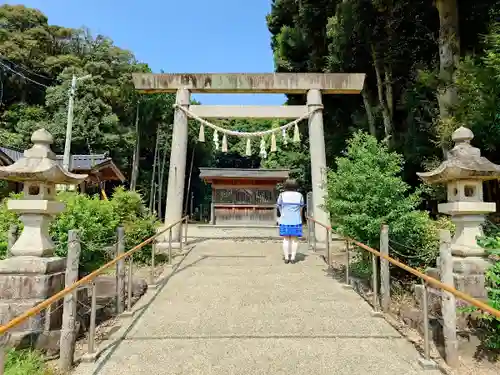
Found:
[267,0,500,188]
[2,2,500,212]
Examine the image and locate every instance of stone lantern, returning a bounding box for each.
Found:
[417,126,500,299]
[0,129,87,345]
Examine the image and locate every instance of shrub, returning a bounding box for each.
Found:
[51,192,120,272]
[325,131,442,269]
[0,188,160,271]
[472,235,500,350]
[110,186,148,223]
[109,187,159,264]
[123,213,159,264]
[480,256,500,350]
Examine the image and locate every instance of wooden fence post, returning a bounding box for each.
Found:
[6,225,17,258]
[59,230,81,371]
[380,224,390,312]
[116,227,125,314]
[439,229,459,367]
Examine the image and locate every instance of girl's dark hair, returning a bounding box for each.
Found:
[283,178,298,191]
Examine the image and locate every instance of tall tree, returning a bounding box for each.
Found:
[435,0,460,152]
[130,102,140,190]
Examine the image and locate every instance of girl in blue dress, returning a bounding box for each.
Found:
[276,179,304,264]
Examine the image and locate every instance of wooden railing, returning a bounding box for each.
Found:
[307,216,500,369]
[0,216,189,373]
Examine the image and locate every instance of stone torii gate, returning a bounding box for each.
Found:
[132,73,365,243]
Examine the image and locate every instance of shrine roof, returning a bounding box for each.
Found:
[0,146,125,181]
[0,129,88,184]
[199,168,290,180]
[0,147,23,164]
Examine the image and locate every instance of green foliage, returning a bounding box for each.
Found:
[267,0,500,197]
[0,4,196,213]
[478,235,500,251]
[325,131,442,268]
[122,213,159,264]
[51,192,120,272]
[261,120,311,191]
[5,349,51,375]
[110,186,148,223]
[451,22,500,160]
[349,259,373,279]
[53,189,159,272]
[0,192,23,260]
[0,188,159,271]
[472,235,500,350]
[481,258,500,349]
[109,186,159,264]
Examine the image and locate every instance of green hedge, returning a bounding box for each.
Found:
[324,131,453,271]
[0,187,160,272]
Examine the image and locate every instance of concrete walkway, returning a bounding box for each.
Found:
[74,240,441,375]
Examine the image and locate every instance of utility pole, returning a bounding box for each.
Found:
[62,74,91,171]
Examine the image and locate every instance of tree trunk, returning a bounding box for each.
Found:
[130,103,140,191]
[148,125,160,213]
[361,89,377,137]
[384,66,394,119]
[436,0,460,117]
[157,133,169,219]
[371,45,393,146]
[436,0,460,153]
[20,76,27,103]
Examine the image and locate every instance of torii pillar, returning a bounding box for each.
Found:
[132,73,365,243]
[165,88,190,241]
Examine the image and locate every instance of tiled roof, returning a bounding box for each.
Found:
[199,168,290,179]
[54,154,109,171]
[0,147,23,164]
[0,146,108,171]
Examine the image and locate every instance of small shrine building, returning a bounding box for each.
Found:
[199,168,289,226]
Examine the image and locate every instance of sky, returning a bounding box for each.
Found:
[6,0,286,105]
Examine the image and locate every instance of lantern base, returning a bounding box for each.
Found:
[0,256,65,342]
[425,254,492,300]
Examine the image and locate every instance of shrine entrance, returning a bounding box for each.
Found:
[132,73,365,243]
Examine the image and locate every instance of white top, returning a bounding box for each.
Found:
[276,191,304,225]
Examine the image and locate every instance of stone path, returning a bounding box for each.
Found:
[73,240,441,375]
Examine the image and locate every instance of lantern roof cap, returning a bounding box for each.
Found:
[0,128,88,183]
[417,127,500,183]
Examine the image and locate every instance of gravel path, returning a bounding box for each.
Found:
[72,240,441,375]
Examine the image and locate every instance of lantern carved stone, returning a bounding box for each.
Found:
[0,128,87,343]
[417,126,500,298]
[0,129,87,256]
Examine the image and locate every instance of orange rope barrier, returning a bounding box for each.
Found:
[307,216,500,320]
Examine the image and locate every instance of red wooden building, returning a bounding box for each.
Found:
[199,168,289,225]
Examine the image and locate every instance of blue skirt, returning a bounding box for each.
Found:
[279,224,303,237]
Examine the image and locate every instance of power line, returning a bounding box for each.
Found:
[0,59,48,88]
[0,54,52,80]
